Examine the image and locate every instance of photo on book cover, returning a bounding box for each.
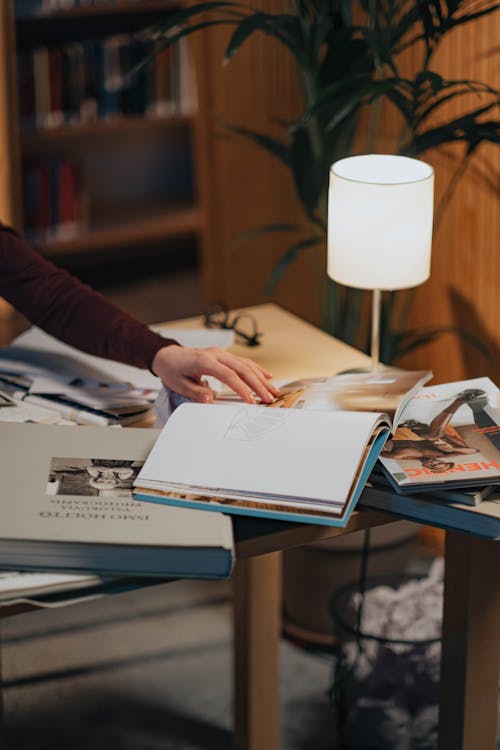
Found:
[46,457,145,498]
[379,377,500,490]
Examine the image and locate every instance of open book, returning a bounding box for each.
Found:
[379,376,500,492]
[134,368,431,527]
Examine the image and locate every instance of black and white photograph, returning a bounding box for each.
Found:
[46,457,144,498]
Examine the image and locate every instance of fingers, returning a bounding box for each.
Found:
[200,350,279,403]
[204,361,260,403]
[217,353,280,402]
[152,345,279,405]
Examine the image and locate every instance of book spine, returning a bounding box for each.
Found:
[62,42,85,124]
[35,162,51,242]
[98,36,121,119]
[22,158,83,244]
[17,49,36,130]
[33,46,50,129]
[81,40,98,122]
[152,48,175,117]
[49,159,60,240]
[58,160,79,240]
[47,47,64,128]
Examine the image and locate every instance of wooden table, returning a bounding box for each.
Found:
[1,304,499,750]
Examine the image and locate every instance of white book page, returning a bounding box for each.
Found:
[0,571,102,601]
[136,403,385,505]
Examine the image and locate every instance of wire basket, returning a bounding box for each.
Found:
[329,574,442,750]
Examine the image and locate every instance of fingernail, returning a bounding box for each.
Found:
[202,393,212,403]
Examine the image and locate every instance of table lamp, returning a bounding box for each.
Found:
[327,154,434,369]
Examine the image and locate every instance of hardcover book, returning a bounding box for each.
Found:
[361,487,500,540]
[0,424,234,578]
[134,368,431,527]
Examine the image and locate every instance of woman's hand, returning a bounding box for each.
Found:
[152,345,280,404]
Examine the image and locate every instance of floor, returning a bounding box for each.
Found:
[2,579,337,750]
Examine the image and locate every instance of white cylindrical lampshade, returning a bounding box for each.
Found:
[327,154,434,290]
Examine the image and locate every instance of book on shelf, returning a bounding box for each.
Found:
[0,423,234,578]
[23,158,84,244]
[133,368,432,527]
[17,34,191,130]
[15,0,162,18]
[378,377,500,492]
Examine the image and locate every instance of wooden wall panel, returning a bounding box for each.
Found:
[196,7,499,372]
[378,16,500,383]
[0,0,22,231]
[194,1,324,326]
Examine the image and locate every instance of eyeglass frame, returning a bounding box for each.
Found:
[203,304,262,347]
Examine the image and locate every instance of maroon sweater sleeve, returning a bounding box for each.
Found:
[0,225,178,369]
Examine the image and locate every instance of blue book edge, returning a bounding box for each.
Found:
[134,428,389,528]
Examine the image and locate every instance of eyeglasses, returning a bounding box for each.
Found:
[203,304,262,347]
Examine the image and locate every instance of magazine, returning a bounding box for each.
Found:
[379,377,500,492]
[369,465,494,506]
[134,367,431,527]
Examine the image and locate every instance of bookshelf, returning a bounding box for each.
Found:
[0,0,200,262]
[0,0,319,332]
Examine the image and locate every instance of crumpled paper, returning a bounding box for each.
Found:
[334,559,444,750]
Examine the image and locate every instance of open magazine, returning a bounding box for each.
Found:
[133,368,431,527]
[379,377,500,492]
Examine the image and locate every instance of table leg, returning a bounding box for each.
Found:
[439,531,500,749]
[233,552,282,750]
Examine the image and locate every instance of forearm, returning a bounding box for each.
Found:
[0,225,176,369]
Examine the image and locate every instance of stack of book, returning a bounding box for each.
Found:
[23,158,85,244]
[133,372,500,538]
[18,36,189,130]
[0,327,159,426]
[1,355,500,586]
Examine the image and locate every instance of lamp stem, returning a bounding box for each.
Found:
[371,289,381,369]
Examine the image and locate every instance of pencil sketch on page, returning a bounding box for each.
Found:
[224,408,289,442]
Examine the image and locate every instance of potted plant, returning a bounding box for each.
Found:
[144,0,499,361]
